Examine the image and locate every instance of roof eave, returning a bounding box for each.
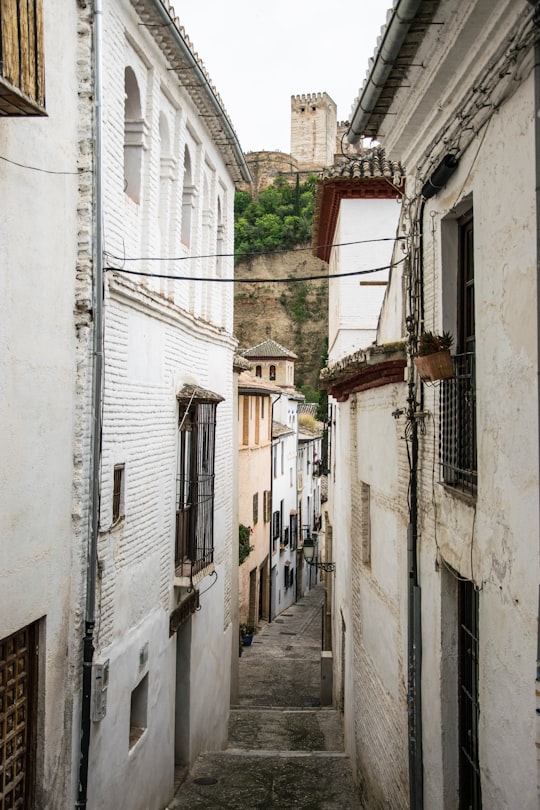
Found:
[142,0,252,185]
[347,0,440,144]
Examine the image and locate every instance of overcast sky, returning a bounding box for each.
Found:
[174,0,391,154]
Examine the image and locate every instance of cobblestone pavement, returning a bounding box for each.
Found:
[167,585,366,809]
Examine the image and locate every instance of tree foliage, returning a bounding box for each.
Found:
[235,175,316,257]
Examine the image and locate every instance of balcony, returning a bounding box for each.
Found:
[440,353,477,496]
[0,0,46,115]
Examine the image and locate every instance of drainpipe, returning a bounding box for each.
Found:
[76,0,104,806]
[347,0,424,144]
[406,199,425,810]
[528,0,540,722]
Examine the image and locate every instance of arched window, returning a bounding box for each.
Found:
[124,67,144,203]
[255,365,262,378]
[181,146,195,246]
[216,197,224,278]
[269,365,276,381]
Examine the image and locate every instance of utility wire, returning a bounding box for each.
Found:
[105,256,405,283]
[104,236,398,264]
[0,154,88,175]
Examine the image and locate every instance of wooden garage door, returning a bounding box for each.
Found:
[0,624,37,810]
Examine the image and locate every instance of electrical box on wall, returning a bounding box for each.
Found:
[91,660,110,722]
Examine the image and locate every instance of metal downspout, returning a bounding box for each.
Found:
[76,0,104,806]
[347,0,424,144]
[530,0,540,731]
[406,199,426,810]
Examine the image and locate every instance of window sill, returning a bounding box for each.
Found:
[441,482,477,506]
[174,561,215,588]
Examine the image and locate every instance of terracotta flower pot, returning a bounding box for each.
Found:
[414,349,454,382]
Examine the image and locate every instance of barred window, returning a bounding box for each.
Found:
[175,390,222,576]
[440,211,477,495]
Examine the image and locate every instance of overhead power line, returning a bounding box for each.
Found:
[104,256,406,283]
[104,236,398,264]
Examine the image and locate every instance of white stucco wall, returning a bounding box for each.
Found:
[271,395,299,617]
[416,71,538,809]
[0,3,90,807]
[86,4,240,808]
[328,198,400,362]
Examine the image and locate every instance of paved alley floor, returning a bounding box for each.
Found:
[168,585,366,809]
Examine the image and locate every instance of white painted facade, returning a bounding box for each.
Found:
[297,427,324,597]
[270,392,301,617]
[0,2,92,807]
[321,1,540,807]
[328,197,400,362]
[85,3,249,809]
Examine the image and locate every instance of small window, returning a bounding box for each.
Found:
[253,492,259,525]
[269,365,276,381]
[255,365,262,378]
[112,465,125,524]
[0,0,45,115]
[263,490,271,523]
[129,674,148,749]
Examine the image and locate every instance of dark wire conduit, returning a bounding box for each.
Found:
[76,1,104,806]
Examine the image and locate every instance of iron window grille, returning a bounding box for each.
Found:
[176,398,219,577]
[440,352,477,496]
[458,579,482,809]
[112,464,124,524]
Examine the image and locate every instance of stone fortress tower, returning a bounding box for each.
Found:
[290,92,337,170]
[235,92,363,387]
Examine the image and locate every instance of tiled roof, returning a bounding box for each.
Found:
[130,1,251,185]
[313,147,404,263]
[237,370,282,396]
[242,339,298,360]
[272,421,295,438]
[324,148,404,184]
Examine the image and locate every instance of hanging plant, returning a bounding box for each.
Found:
[239,524,254,565]
[414,331,454,382]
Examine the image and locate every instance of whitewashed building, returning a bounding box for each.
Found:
[242,340,303,617]
[297,410,324,597]
[86,2,251,809]
[319,1,540,808]
[314,149,407,804]
[0,2,94,807]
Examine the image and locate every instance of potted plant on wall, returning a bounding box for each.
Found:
[414,331,454,382]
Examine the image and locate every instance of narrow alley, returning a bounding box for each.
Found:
[168,585,365,809]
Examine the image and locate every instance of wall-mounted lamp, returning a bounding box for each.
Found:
[302,531,336,573]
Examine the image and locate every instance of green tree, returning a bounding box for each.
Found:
[234,175,316,257]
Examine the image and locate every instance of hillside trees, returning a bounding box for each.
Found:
[234,175,316,256]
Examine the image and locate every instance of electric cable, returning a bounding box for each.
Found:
[0,153,89,175]
[105,256,406,283]
[104,236,399,264]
